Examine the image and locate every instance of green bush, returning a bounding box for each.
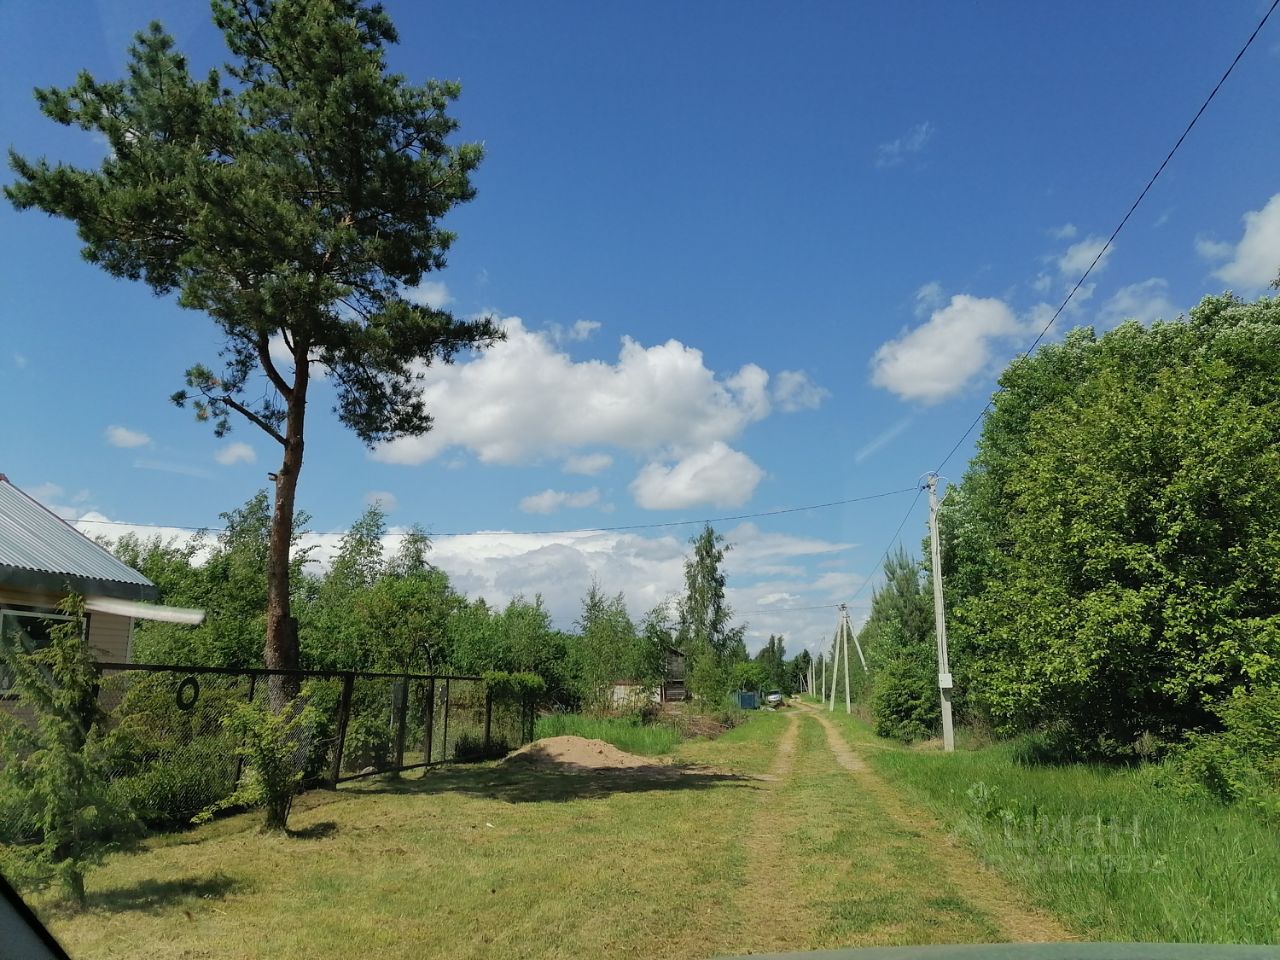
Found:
[342,711,394,772]
[688,655,731,706]
[871,652,939,743]
[1173,686,1280,819]
[0,717,40,844]
[196,699,317,831]
[109,738,236,827]
[98,672,247,827]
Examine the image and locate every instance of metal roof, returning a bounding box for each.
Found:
[0,475,157,602]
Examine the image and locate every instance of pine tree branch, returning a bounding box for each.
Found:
[255,331,293,400]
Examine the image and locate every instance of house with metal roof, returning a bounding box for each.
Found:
[0,475,203,689]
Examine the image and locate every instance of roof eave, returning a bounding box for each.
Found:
[0,567,159,603]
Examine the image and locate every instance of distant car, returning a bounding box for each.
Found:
[765,689,784,706]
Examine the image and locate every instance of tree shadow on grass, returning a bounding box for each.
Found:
[88,872,242,914]
[349,760,761,804]
[287,820,338,839]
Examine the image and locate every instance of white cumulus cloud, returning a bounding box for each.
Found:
[404,280,453,309]
[1204,194,1280,290]
[772,370,829,412]
[549,319,602,343]
[563,453,613,476]
[1049,223,1078,240]
[630,441,764,510]
[214,441,256,466]
[1195,235,1233,260]
[364,490,398,512]
[372,318,779,467]
[519,487,601,514]
[1056,235,1113,276]
[1097,278,1176,328]
[105,425,151,448]
[870,294,1022,404]
[914,281,944,317]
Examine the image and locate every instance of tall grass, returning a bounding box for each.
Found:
[829,713,1280,944]
[533,713,680,756]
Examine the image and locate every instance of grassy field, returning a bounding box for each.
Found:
[533,712,681,755]
[824,710,1280,944]
[32,709,1073,959]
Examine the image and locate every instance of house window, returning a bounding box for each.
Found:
[0,607,76,694]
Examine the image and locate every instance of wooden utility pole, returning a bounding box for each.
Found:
[840,609,852,715]
[926,474,956,753]
[827,623,841,711]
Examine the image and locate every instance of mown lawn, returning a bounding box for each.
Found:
[33,710,1048,959]
[824,711,1280,944]
[31,708,1276,957]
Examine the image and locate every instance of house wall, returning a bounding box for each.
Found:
[87,613,132,662]
[0,585,133,661]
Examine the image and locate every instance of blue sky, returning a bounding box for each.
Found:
[3,1,1280,653]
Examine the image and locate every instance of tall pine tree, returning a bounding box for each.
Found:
[6,0,499,702]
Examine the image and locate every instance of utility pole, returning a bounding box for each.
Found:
[840,608,852,715]
[926,474,955,753]
[841,603,867,672]
[827,622,841,712]
[820,649,826,703]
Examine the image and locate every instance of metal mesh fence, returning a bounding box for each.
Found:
[0,663,538,831]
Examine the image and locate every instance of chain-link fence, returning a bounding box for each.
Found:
[80,662,536,828]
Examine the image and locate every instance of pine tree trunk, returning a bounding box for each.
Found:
[265,371,308,709]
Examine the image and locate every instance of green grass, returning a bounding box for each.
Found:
[533,712,681,755]
[30,710,1051,959]
[826,711,1280,944]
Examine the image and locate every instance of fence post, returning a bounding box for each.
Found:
[424,677,435,764]
[234,673,257,787]
[393,678,409,772]
[329,671,355,787]
[441,678,450,761]
[484,686,493,755]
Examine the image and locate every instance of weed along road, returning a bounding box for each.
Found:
[42,708,1073,960]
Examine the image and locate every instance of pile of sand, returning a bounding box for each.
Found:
[502,736,662,771]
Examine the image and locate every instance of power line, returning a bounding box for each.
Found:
[738,602,842,616]
[933,0,1280,475]
[71,485,917,540]
[844,485,927,606]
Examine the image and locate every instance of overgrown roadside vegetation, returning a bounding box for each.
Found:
[533,713,681,756]
[823,710,1280,944]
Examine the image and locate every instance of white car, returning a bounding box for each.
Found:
[765,690,784,706]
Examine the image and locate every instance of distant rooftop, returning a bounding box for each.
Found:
[0,475,157,602]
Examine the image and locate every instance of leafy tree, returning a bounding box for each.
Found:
[0,597,137,906]
[754,634,788,691]
[354,567,460,673]
[572,581,639,709]
[730,661,768,693]
[946,295,1280,755]
[785,648,812,695]
[116,491,310,667]
[853,547,938,742]
[676,525,746,702]
[7,0,501,700]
